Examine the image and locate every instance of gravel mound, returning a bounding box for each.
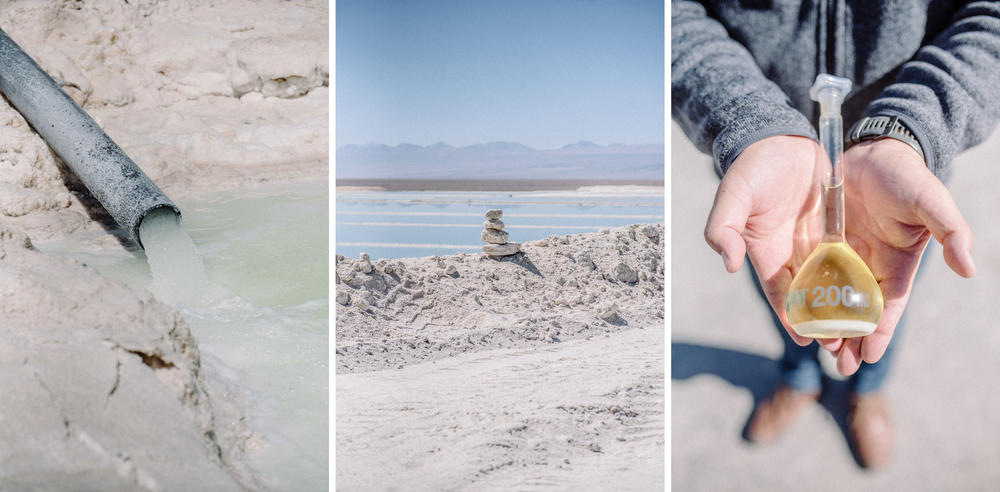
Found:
[336,223,664,373]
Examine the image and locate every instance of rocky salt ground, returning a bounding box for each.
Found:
[335,223,665,373]
[335,223,665,489]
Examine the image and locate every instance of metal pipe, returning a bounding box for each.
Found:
[0,27,179,249]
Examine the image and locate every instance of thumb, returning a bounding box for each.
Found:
[705,177,750,273]
[915,178,976,278]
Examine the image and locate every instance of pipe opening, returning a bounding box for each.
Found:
[136,204,182,250]
[0,27,180,251]
[138,204,207,305]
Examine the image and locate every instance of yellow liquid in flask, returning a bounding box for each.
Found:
[785,241,883,338]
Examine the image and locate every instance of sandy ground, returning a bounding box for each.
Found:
[671,121,1000,490]
[336,224,665,490]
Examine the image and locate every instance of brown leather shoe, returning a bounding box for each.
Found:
[745,384,820,443]
[848,393,893,468]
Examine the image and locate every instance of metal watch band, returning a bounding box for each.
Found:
[846,115,925,161]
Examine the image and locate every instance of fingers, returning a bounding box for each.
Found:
[784,325,813,347]
[705,177,751,273]
[836,326,892,377]
[835,338,863,376]
[834,278,909,376]
[941,227,975,278]
[752,263,814,347]
[816,337,843,352]
[915,179,976,278]
[780,324,814,347]
[860,295,905,365]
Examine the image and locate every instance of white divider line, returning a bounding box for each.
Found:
[338,242,482,250]
[337,222,615,229]
[336,199,662,207]
[336,211,664,219]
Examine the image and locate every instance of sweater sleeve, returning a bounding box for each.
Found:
[671,0,817,175]
[865,1,1000,179]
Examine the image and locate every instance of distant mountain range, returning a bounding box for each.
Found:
[336,141,664,180]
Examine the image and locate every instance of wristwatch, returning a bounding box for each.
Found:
[846,115,925,162]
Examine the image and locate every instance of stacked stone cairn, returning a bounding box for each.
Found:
[481,209,520,258]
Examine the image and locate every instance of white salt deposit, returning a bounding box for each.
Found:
[336,223,665,489]
[336,223,664,372]
[0,0,328,487]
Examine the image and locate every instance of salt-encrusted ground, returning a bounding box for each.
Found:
[0,1,327,489]
[335,224,665,490]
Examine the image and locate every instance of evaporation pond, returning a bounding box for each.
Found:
[336,186,664,259]
[36,179,328,490]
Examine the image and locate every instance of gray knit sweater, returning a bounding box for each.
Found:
[672,0,1000,180]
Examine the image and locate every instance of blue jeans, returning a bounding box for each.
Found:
[749,244,929,395]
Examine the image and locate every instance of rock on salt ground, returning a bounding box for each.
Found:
[482,242,521,257]
[335,223,664,373]
[483,218,504,230]
[481,228,509,244]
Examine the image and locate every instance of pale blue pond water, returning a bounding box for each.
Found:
[336,187,664,260]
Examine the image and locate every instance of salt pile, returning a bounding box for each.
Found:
[335,223,664,373]
[336,222,665,489]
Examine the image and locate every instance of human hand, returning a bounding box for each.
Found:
[704,135,831,347]
[821,138,975,375]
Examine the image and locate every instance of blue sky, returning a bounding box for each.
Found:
[336,0,664,150]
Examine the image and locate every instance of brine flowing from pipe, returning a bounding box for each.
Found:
[139,207,209,305]
[33,180,328,488]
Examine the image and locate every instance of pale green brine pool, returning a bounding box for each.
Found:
[38,179,328,490]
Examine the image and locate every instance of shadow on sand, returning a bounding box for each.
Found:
[54,154,140,251]
[499,252,542,276]
[671,341,856,459]
[0,92,138,251]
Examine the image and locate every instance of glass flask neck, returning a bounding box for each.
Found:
[823,182,845,242]
[817,98,846,243]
